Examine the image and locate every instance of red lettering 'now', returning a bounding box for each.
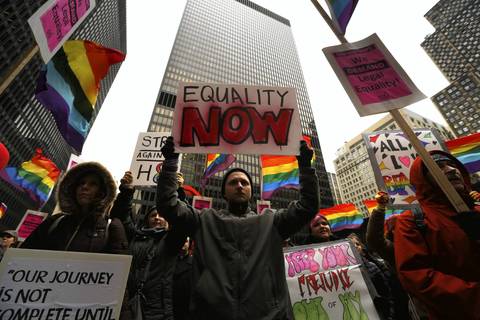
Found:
[181,107,220,146]
[246,108,293,145]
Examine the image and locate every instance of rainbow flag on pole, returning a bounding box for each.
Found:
[319,203,364,232]
[325,0,359,35]
[363,199,377,215]
[35,40,126,152]
[261,155,299,199]
[0,149,60,204]
[445,132,480,174]
[201,154,236,188]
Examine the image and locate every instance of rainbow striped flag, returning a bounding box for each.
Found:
[261,154,299,199]
[326,0,359,35]
[201,154,236,188]
[445,132,480,174]
[363,199,377,215]
[0,202,7,219]
[35,40,125,152]
[0,149,60,204]
[319,203,364,232]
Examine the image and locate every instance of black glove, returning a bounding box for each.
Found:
[452,211,480,241]
[296,140,313,168]
[161,136,179,160]
[161,136,179,171]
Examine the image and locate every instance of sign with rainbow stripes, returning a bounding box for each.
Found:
[446,132,480,174]
[364,129,444,206]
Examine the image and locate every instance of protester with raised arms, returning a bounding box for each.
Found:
[157,136,319,319]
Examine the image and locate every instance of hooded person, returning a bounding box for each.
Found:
[291,213,336,245]
[156,137,319,320]
[394,150,480,320]
[110,171,188,320]
[22,162,128,254]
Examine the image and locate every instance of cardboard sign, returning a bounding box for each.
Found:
[28,0,96,63]
[15,210,48,242]
[0,248,131,319]
[172,83,302,155]
[323,34,425,116]
[364,129,444,206]
[284,240,380,319]
[256,200,271,214]
[130,132,182,186]
[192,196,213,210]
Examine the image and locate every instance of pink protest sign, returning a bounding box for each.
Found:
[256,200,271,214]
[15,210,48,242]
[193,196,213,211]
[323,34,425,116]
[172,83,302,155]
[28,0,96,63]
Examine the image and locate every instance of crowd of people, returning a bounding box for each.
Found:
[1,138,479,320]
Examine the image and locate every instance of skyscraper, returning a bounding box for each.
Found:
[144,0,333,210]
[421,0,480,137]
[0,0,126,228]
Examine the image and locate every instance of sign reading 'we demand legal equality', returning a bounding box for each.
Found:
[172,83,302,155]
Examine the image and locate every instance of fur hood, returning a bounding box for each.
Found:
[57,162,117,215]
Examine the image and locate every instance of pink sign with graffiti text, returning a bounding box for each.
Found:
[193,196,213,211]
[28,0,96,62]
[15,210,48,242]
[323,34,425,116]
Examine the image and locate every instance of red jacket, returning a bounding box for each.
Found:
[394,150,480,320]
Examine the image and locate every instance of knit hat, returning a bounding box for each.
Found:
[0,230,17,240]
[310,213,329,229]
[221,168,253,197]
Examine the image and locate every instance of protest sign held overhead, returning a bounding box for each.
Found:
[28,0,97,63]
[130,132,180,186]
[364,129,444,206]
[172,83,302,155]
[0,248,131,320]
[256,200,271,214]
[15,210,48,242]
[192,196,213,211]
[284,239,380,319]
[323,34,426,116]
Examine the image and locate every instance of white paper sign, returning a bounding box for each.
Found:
[28,0,96,63]
[172,82,302,155]
[0,249,131,319]
[130,132,178,186]
[15,210,49,242]
[284,240,380,319]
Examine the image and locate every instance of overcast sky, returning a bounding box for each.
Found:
[81,0,448,181]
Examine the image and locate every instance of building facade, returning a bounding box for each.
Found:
[0,0,126,228]
[138,0,333,211]
[327,172,342,205]
[334,109,454,214]
[421,0,480,137]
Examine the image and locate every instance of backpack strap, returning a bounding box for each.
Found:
[47,214,67,236]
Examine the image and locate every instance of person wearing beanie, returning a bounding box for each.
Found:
[22,162,128,254]
[156,136,319,320]
[0,230,18,261]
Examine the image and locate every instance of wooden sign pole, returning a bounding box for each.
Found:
[311,0,469,212]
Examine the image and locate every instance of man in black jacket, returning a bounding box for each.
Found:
[157,137,319,320]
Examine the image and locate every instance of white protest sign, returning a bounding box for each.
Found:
[323,34,425,117]
[172,82,302,155]
[130,132,180,186]
[0,249,131,319]
[192,196,213,211]
[15,210,48,242]
[284,240,380,320]
[28,0,96,63]
[67,153,82,170]
[364,129,444,206]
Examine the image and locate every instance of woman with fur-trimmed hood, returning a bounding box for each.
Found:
[22,162,128,253]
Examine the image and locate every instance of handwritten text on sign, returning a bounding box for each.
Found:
[0,249,131,320]
[172,83,302,155]
[284,240,380,320]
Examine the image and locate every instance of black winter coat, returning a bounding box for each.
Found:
[156,167,319,320]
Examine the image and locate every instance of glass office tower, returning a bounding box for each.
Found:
[141,0,333,210]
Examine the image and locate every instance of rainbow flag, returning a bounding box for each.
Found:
[35,40,126,152]
[363,199,377,215]
[0,149,60,204]
[0,202,7,219]
[261,154,299,199]
[445,133,480,174]
[200,154,236,188]
[326,0,359,35]
[319,203,364,232]
[303,135,316,164]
